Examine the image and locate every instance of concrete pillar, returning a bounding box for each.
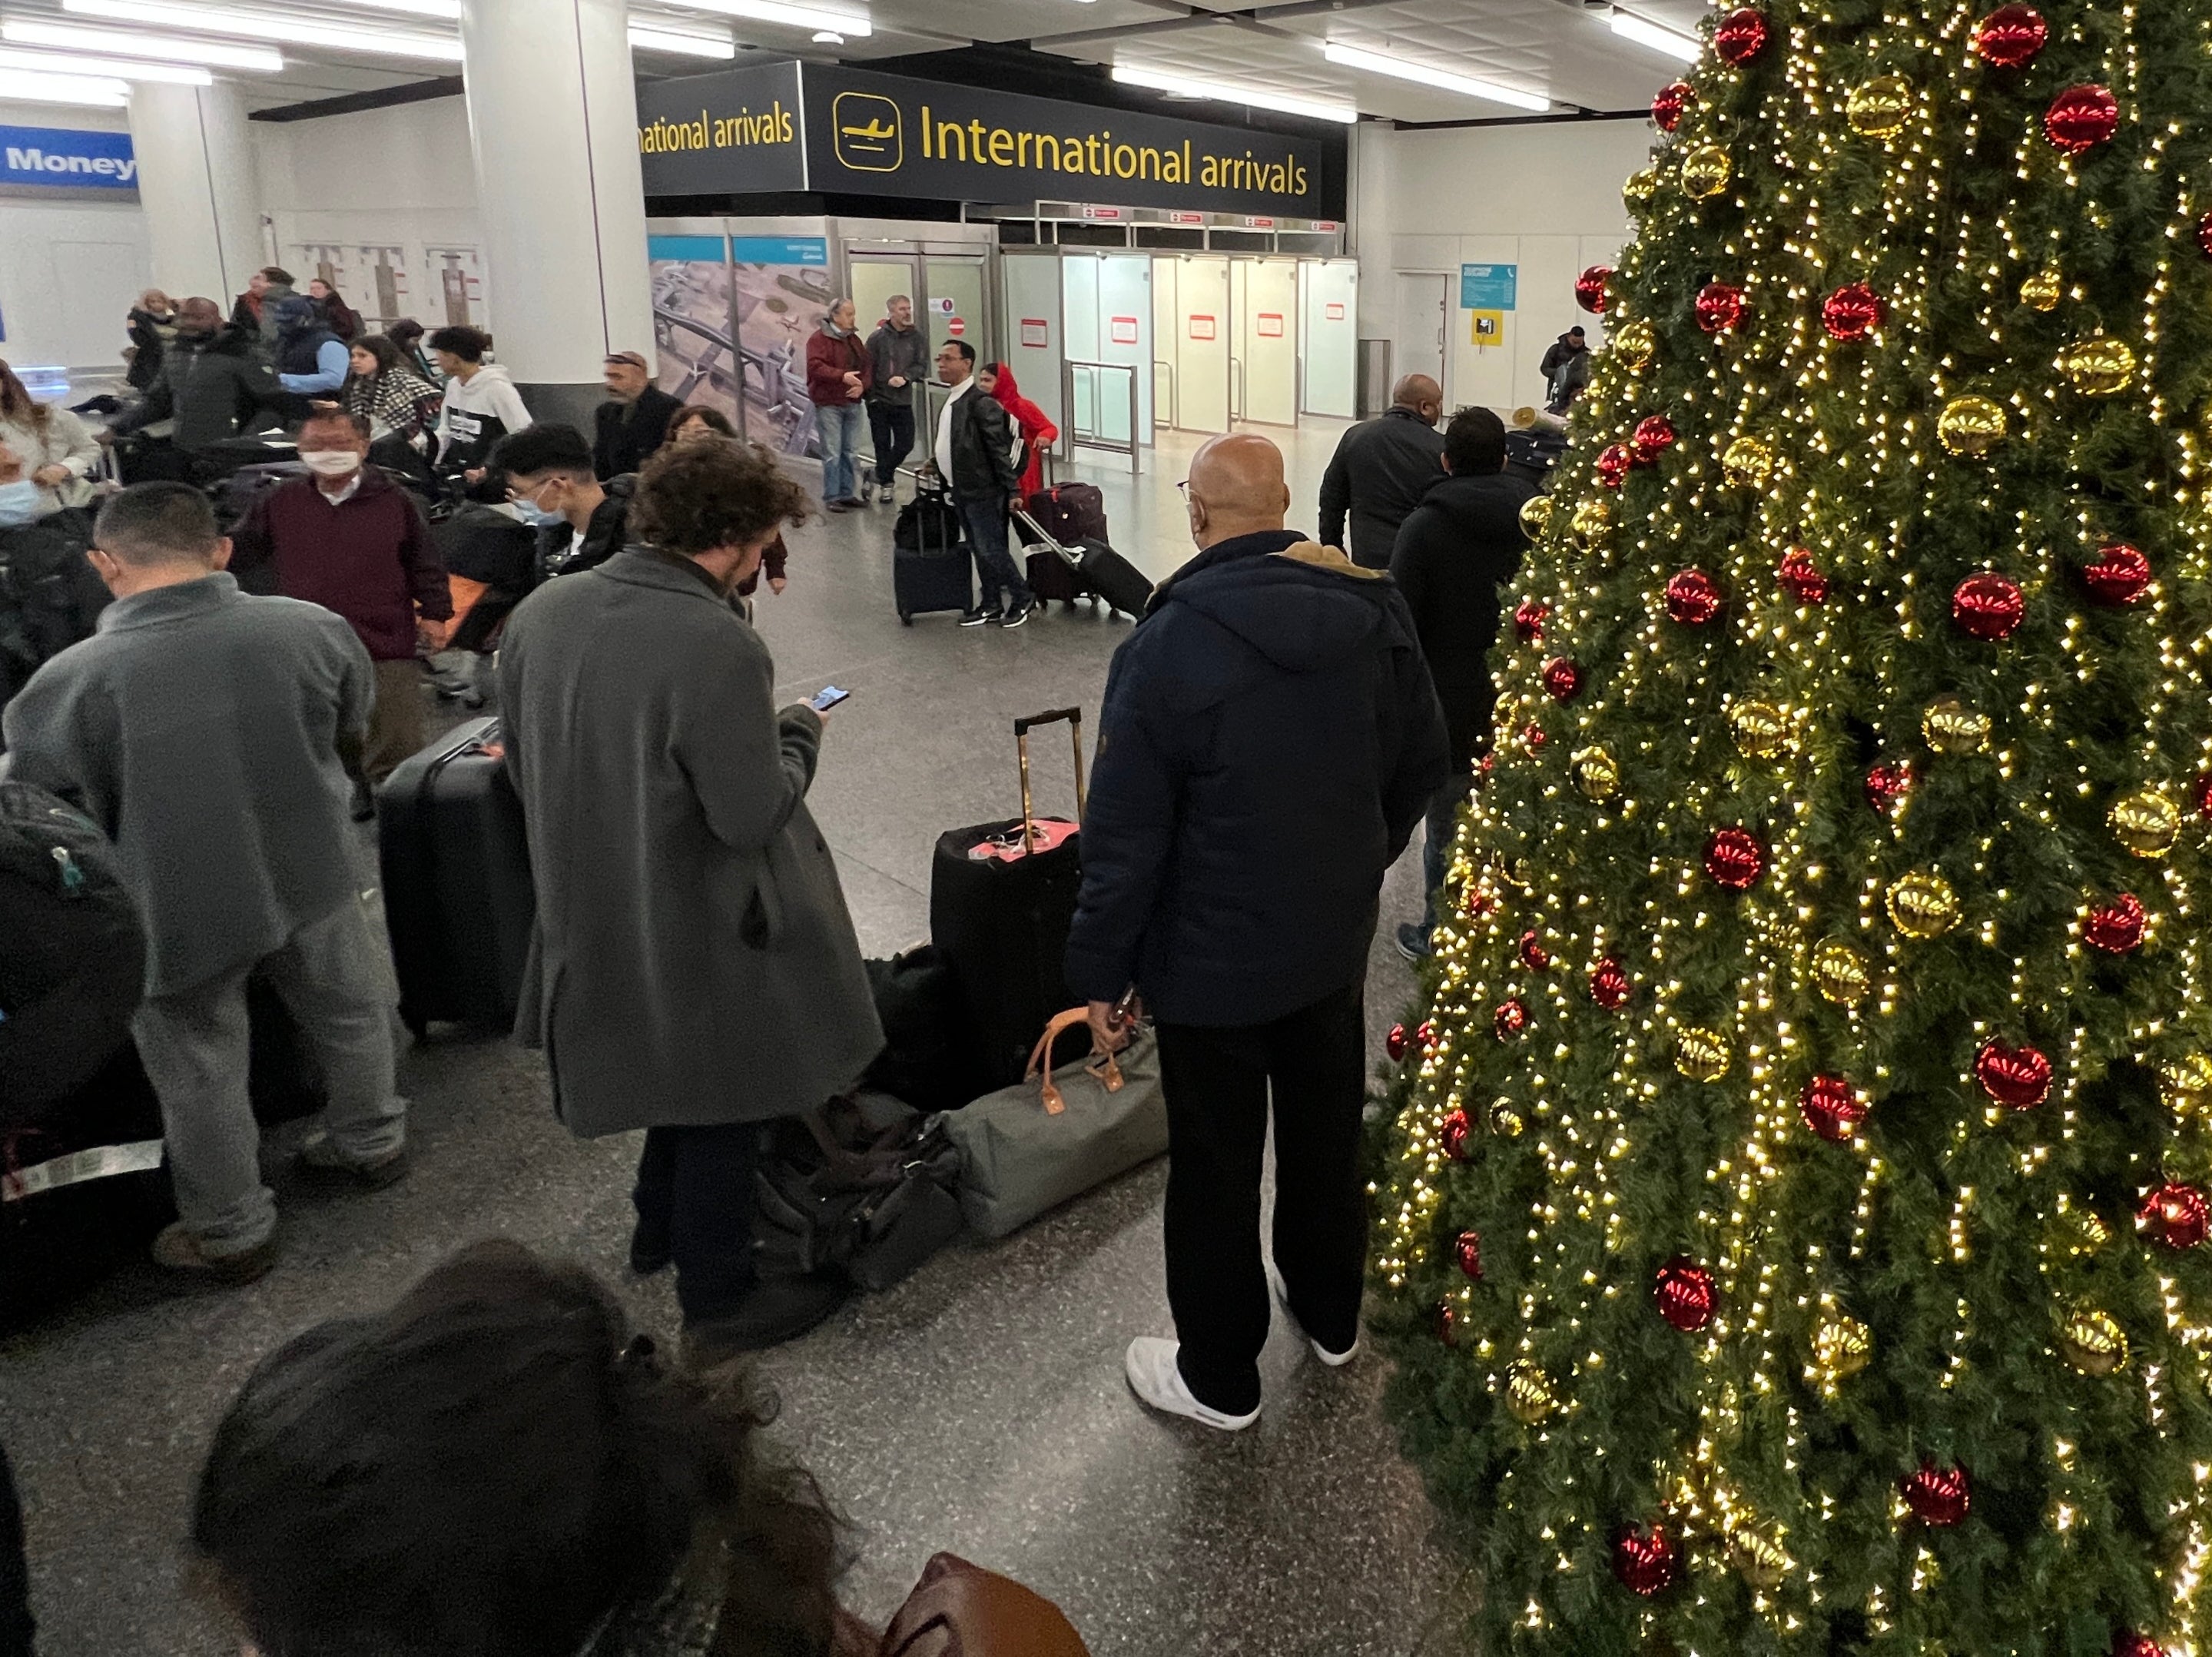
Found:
[127,81,264,308]
[458,0,654,428]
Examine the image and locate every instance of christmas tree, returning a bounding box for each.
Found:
[1372,2,2212,1652]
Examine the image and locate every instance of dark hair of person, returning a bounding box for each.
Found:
[261,265,295,287]
[426,325,492,364]
[492,423,595,482]
[347,335,403,377]
[633,439,808,557]
[1567,325,1586,338]
[191,1242,844,1657]
[299,409,372,443]
[386,317,424,347]
[1442,406,1507,477]
[941,340,977,365]
[0,359,49,433]
[95,483,221,567]
[668,403,738,441]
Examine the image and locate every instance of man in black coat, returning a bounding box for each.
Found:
[1317,373,1445,569]
[591,351,682,480]
[1068,431,1450,1433]
[1388,405,1538,960]
[111,297,287,475]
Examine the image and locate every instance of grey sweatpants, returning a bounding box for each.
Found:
[131,894,407,1255]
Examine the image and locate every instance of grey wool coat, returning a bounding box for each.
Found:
[496,546,883,1137]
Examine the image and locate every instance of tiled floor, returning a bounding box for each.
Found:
[1,417,1482,1656]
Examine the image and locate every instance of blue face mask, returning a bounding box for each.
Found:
[0,480,39,529]
[509,497,562,528]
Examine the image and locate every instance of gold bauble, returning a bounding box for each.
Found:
[2049,1203,2111,1255]
[1518,493,1554,543]
[1811,1313,1872,1384]
[1570,497,1613,547]
[1613,320,1657,372]
[1623,166,1661,207]
[2019,267,2064,311]
[2110,787,2182,858]
[1504,1361,1557,1424]
[1728,699,1791,761]
[1885,870,1960,938]
[1846,74,1914,137]
[1726,1525,1792,1589]
[2058,335,2137,397]
[1812,940,1871,1008]
[1676,1027,1731,1082]
[1489,1098,1527,1139]
[2160,1054,2212,1118]
[1937,395,2007,457]
[1721,434,1776,488]
[2059,1305,2128,1376]
[1922,696,1991,755]
[1571,745,1620,801]
[1680,144,1733,199]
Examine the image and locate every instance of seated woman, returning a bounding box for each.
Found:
[340,334,443,472]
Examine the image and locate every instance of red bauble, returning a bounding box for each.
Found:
[2045,84,2121,153]
[1865,761,1911,815]
[1520,930,1551,971]
[1589,957,1632,1009]
[1630,413,1677,461]
[2197,774,2212,821]
[1703,826,1766,892]
[1665,568,1725,625]
[1651,80,1695,132]
[1387,1021,1410,1061]
[2082,543,2152,606]
[1513,599,1548,642]
[1543,657,1584,702]
[1822,282,1887,341]
[1417,1019,1438,1051]
[2199,211,2212,261]
[1952,571,2025,639]
[1902,1460,1972,1526]
[1778,546,1829,604]
[1611,1523,1680,1597]
[1799,1074,1867,1142]
[1522,722,1547,751]
[1575,264,1613,314]
[1435,1301,1458,1345]
[1462,885,1496,921]
[1713,7,1769,64]
[2113,1635,2170,1657]
[1454,1229,1484,1280]
[1441,1109,1472,1161]
[2085,894,2147,955]
[2140,1180,2209,1249]
[1597,442,1635,489]
[1654,1257,1717,1331]
[1975,1039,2053,1108]
[1696,281,1746,334]
[1494,998,1530,1040]
[1973,2,2048,66]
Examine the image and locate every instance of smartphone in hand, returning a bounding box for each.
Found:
[808,685,852,712]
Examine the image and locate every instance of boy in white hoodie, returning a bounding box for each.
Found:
[426,325,532,496]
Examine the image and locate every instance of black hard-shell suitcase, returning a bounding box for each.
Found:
[1504,427,1568,484]
[929,709,1089,1090]
[893,483,973,623]
[1071,538,1150,618]
[376,717,535,1034]
[1011,508,1149,619]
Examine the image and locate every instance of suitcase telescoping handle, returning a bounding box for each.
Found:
[1014,707,1086,855]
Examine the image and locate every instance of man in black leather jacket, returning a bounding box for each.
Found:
[927,340,1031,627]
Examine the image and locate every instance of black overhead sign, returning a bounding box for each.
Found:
[636,61,1335,219]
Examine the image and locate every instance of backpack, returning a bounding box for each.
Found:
[862,945,984,1112]
[0,515,107,720]
[751,1093,963,1293]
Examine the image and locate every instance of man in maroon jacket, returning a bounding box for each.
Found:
[229,408,452,779]
[803,297,871,512]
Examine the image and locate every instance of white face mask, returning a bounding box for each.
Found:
[300,449,362,478]
[0,479,38,527]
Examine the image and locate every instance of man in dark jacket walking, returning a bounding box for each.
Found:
[591,350,682,480]
[1318,374,1445,568]
[1540,326,1591,413]
[111,298,287,472]
[864,295,926,505]
[227,409,452,779]
[1068,431,1450,1431]
[930,340,1032,626]
[1388,406,1537,959]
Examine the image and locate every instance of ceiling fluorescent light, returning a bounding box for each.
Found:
[657,0,871,38]
[628,22,735,56]
[1609,8,1699,62]
[0,18,283,69]
[1321,41,1549,112]
[0,66,129,105]
[0,45,211,83]
[59,0,463,61]
[1112,63,1355,124]
[343,0,462,17]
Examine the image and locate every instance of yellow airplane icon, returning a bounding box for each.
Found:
[842,119,894,142]
[833,92,901,171]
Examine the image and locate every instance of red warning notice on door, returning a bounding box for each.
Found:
[1325,302,1346,321]
[1257,312,1285,337]
[1109,316,1139,344]
[1020,317,1050,347]
[1188,314,1216,340]
[948,316,966,337]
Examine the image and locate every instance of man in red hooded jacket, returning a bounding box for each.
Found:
[980,361,1060,502]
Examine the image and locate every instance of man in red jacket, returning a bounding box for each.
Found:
[229,408,453,779]
[803,297,871,512]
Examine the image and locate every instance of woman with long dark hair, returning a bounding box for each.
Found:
[0,358,101,520]
[340,334,443,456]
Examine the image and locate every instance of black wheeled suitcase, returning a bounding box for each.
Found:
[1073,539,1152,619]
[892,483,973,623]
[930,709,1089,1089]
[376,717,535,1035]
[1025,483,1108,546]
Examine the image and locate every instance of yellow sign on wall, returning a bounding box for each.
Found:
[1471,309,1507,347]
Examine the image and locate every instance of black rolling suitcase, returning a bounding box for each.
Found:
[376,717,535,1034]
[930,709,1089,1089]
[892,480,973,623]
[1010,507,1151,619]
[1025,483,1108,546]
[1072,538,1152,619]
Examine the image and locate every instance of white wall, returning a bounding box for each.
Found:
[0,100,148,379]
[1355,118,1653,413]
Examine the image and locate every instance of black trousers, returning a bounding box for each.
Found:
[1155,982,1368,1416]
[632,1121,763,1325]
[0,1438,30,1657]
[868,401,916,487]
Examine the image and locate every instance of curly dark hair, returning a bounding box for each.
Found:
[632,437,810,557]
[191,1241,845,1657]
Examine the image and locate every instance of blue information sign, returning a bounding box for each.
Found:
[0,125,137,194]
[1459,263,1518,310]
[728,236,828,266]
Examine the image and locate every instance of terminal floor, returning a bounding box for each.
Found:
[1,418,1484,1656]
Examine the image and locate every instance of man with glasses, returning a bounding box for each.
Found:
[926,340,1033,627]
[493,423,631,580]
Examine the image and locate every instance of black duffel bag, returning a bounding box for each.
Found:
[751,1094,964,1293]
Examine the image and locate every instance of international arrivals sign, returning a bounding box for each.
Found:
[635,61,1336,219]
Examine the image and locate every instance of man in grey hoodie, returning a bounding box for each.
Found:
[864,294,926,505]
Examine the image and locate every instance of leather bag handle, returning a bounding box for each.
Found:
[1023,1008,1126,1117]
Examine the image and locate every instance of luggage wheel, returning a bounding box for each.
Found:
[899,612,913,625]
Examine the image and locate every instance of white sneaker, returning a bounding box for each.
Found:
[1266,1259,1359,1367]
[1124,1337,1260,1431]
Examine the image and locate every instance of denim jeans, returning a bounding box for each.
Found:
[1416,777,1466,944]
[957,491,1033,614]
[867,400,916,490]
[814,401,866,500]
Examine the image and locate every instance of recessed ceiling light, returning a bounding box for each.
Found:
[629,23,737,57]
[1609,9,1700,61]
[656,0,871,38]
[0,18,284,69]
[0,45,211,83]
[1320,41,1549,112]
[811,29,841,42]
[340,0,460,17]
[0,65,129,105]
[59,0,463,61]
[1111,64,1357,124]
